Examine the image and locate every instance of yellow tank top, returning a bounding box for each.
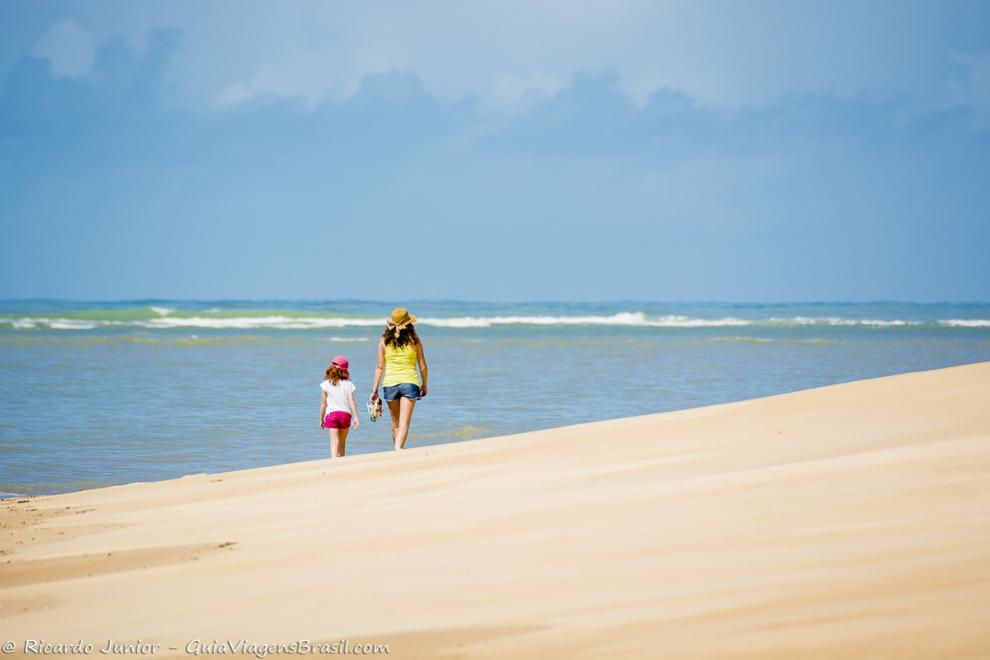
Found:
[383,341,421,387]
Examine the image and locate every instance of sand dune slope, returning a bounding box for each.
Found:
[2,362,990,658]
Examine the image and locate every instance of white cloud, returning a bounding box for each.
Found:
[184,1,965,112]
[33,19,95,78]
[13,1,988,113]
[214,49,347,109]
[490,71,567,114]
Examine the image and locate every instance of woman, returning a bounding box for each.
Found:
[371,307,428,450]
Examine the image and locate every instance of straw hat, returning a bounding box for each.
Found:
[387,307,417,329]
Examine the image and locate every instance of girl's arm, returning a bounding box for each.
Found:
[319,390,328,428]
[416,340,429,397]
[348,391,360,430]
[371,339,385,401]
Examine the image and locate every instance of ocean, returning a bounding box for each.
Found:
[1,300,988,496]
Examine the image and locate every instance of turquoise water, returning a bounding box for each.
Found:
[1,300,988,496]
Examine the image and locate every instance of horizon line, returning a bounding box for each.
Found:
[1,298,989,306]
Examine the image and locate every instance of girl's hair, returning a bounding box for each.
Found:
[325,365,349,384]
[383,323,419,349]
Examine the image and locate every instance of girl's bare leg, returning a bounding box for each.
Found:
[394,397,417,450]
[387,399,401,445]
[329,427,349,458]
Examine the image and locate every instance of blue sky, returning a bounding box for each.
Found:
[1,1,988,301]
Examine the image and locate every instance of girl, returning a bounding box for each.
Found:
[320,355,359,457]
[370,307,429,450]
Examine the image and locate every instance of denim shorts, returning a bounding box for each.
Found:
[383,383,421,401]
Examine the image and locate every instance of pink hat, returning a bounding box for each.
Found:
[330,355,349,372]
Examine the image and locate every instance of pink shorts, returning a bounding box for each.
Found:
[324,411,352,429]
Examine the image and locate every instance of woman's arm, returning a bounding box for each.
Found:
[371,339,385,401]
[348,391,360,429]
[416,340,429,397]
[319,390,328,428]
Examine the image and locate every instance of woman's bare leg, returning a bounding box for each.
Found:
[329,427,349,458]
[387,399,401,444]
[394,397,417,449]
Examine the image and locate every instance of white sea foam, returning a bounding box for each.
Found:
[4,317,116,330]
[420,313,753,328]
[649,315,753,327]
[421,312,658,328]
[2,312,988,330]
[939,319,990,327]
[771,317,923,327]
[134,312,698,329]
[150,306,174,316]
[328,336,371,342]
[48,320,99,330]
[136,316,384,330]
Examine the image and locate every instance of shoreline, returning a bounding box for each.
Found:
[2,361,989,658]
[6,359,989,501]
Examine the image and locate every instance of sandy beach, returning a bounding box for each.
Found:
[2,361,989,658]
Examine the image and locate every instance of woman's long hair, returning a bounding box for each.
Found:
[383,323,419,349]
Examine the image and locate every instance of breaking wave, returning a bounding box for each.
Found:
[939,319,990,327]
[2,311,988,330]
